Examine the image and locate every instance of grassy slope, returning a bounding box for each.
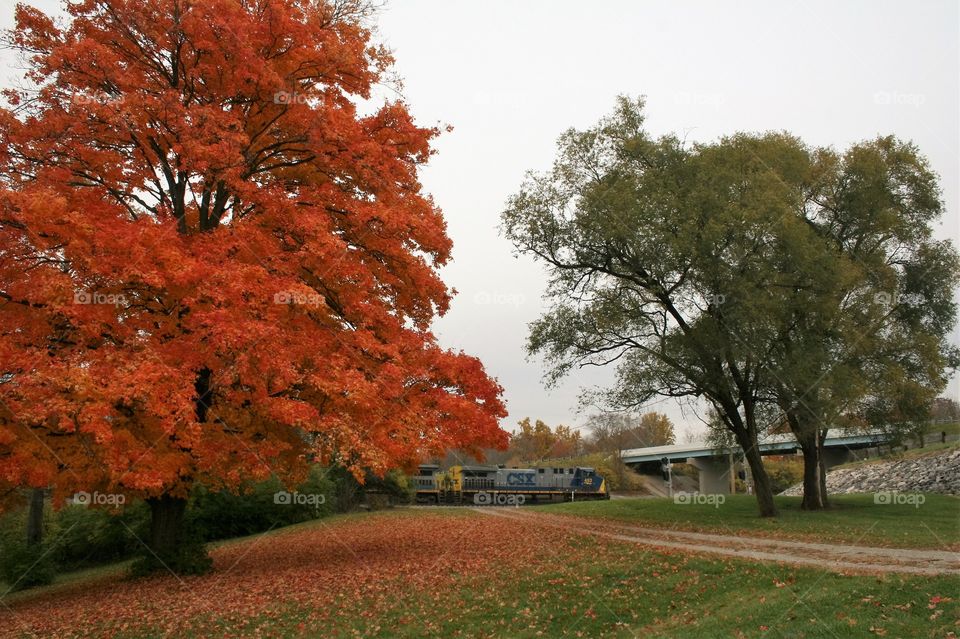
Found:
[926,421,960,436]
[1,509,956,639]
[834,439,959,470]
[541,494,960,549]
[0,510,417,598]
[233,534,957,639]
[360,538,956,639]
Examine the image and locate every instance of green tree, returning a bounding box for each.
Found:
[504,98,958,515]
[503,97,800,516]
[736,136,958,509]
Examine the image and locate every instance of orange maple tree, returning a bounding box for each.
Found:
[0,0,506,559]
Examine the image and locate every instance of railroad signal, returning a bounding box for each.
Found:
[661,457,673,496]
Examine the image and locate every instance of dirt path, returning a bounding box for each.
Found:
[475,508,960,576]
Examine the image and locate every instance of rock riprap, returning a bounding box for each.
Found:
[780,447,960,496]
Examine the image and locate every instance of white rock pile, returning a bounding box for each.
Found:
[780,447,960,496]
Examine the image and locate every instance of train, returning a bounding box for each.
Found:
[413,463,609,505]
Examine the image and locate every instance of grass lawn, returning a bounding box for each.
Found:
[1,509,957,638]
[541,494,960,550]
[196,534,958,639]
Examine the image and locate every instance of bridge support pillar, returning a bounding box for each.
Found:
[688,457,732,494]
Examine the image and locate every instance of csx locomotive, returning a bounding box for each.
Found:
[413,464,609,505]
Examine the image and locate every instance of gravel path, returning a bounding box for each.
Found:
[476,508,960,576]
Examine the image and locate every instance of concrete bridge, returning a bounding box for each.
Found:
[621,429,891,494]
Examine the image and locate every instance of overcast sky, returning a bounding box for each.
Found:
[2,1,958,440]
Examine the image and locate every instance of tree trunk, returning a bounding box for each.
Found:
[146,494,188,558]
[26,487,45,546]
[130,368,214,575]
[798,437,826,510]
[785,408,830,510]
[714,397,778,517]
[740,440,777,517]
[818,429,829,507]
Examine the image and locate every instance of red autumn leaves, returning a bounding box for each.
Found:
[0,512,560,637]
[0,0,507,507]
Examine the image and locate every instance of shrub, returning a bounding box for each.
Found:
[129,534,212,577]
[0,465,361,583]
[0,539,56,591]
[191,466,334,542]
[764,457,805,493]
[0,510,56,591]
[325,465,363,512]
[364,469,414,506]
[54,502,148,571]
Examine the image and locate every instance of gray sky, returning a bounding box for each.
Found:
[2,1,958,440]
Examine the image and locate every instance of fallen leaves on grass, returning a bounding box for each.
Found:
[0,511,674,638]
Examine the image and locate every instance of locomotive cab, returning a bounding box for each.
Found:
[414,464,441,503]
[451,465,498,491]
[571,467,608,497]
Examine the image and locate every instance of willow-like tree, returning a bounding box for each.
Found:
[503,97,958,515]
[0,0,507,572]
[760,136,958,509]
[502,98,792,516]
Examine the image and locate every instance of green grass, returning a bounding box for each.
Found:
[925,421,960,436]
[372,549,955,639]
[540,494,960,549]
[4,509,957,638]
[130,525,959,639]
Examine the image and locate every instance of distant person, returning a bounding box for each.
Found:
[942,431,948,444]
